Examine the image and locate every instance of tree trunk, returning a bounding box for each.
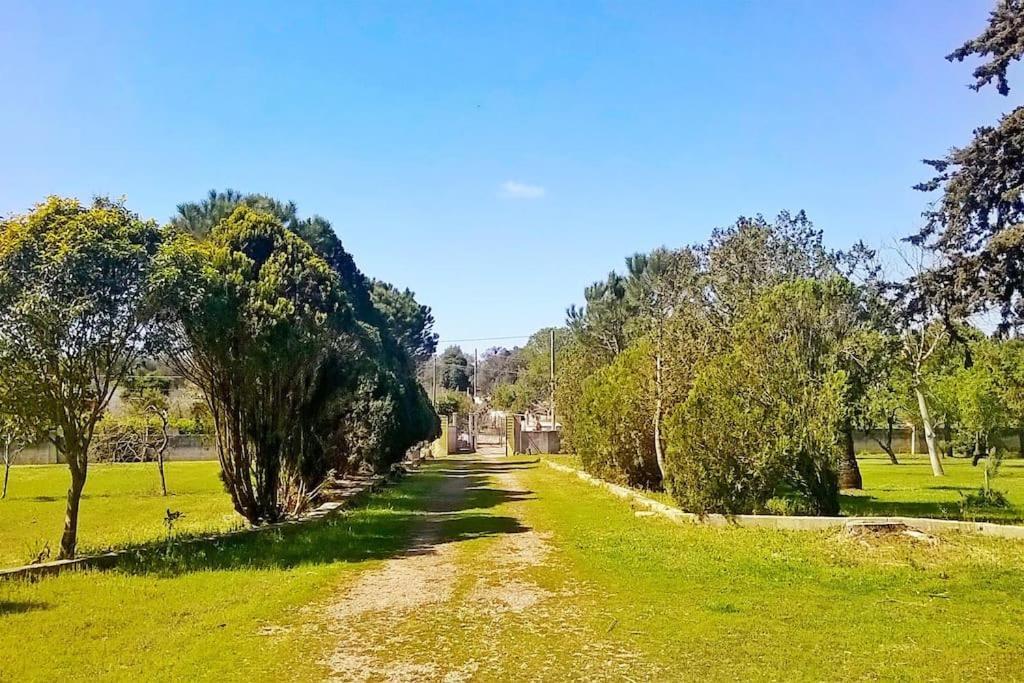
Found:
[157,449,168,496]
[872,418,899,465]
[1018,425,1024,457]
[838,424,862,489]
[652,345,667,482]
[58,459,88,559]
[914,386,944,476]
[2,441,9,498]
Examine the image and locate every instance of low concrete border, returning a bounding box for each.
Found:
[0,455,429,582]
[543,458,1024,540]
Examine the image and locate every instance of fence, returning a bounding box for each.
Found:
[14,435,217,465]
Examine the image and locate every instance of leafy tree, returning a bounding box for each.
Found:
[936,350,1008,464]
[574,342,660,488]
[475,347,524,397]
[0,197,160,557]
[439,346,472,392]
[489,383,518,412]
[665,280,855,515]
[984,339,1024,452]
[435,391,472,417]
[509,328,568,415]
[912,2,1024,332]
[853,334,912,465]
[172,190,439,485]
[154,206,345,523]
[370,281,438,363]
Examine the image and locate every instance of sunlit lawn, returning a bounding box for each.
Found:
[844,454,1024,523]
[555,453,1024,524]
[2,458,1023,680]
[0,470,437,681]
[0,461,240,568]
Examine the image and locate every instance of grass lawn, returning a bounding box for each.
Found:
[520,462,1024,679]
[845,454,1024,523]
[558,453,1024,524]
[2,457,1024,680]
[0,467,440,681]
[0,461,240,567]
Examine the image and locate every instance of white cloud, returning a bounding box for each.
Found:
[499,180,546,199]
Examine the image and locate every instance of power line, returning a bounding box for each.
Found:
[436,334,533,343]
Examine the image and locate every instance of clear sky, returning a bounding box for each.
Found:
[0,1,1018,347]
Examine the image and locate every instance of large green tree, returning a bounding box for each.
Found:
[0,197,160,557]
[913,1,1024,332]
[171,190,438,485]
[665,279,856,515]
[154,206,347,523]
[370,281,438,363]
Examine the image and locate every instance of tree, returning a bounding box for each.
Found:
[475,347,524,397]
[438,346,472,392]
[489,383,518,412]
[122,370,173,495]
[574,342,660,488]
[853,336,912,465]
[665,279,854,515]
[946,0,1024,96]
[0,408,40,499]
[370,281,438,363]
[912,2,1024,332]
[154,206,346,523]
[984,339,1024,452]
[623,247,703,480]
[0,197,160,557]
[172,190,439,483]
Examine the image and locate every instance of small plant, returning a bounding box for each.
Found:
[960,487,1011,512]
[26,540,51,565]
[164,508,184,538]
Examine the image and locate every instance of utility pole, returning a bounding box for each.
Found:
[549,329,556,430]
[432,355,437,405]
[473,348,478,451]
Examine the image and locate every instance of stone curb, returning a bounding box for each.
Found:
[0,454,429,582]
[543,458,1024,540]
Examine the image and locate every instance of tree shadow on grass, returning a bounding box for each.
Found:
[107,457,534,578]
[0,600,48,615]
[840,493,1022,523]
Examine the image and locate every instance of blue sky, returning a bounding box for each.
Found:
[0,1,1017,347]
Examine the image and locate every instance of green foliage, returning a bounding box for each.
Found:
[509,328,566,414]
[438,346,471,392]
[574,342,660,488]
[370,280,438,363]
[488,383,518,412]
[163,192,439,521]
[435,391,471,417]
[913,4,1024,330]
[665,280,854,515]
[0,196,161,557]
[154,205,349,523]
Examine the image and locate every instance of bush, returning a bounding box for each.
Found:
[664,280,852,515]
[573,342,660,488]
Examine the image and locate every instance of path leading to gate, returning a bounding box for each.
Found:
[318,455,657,682]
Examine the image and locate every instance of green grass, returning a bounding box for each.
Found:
[518,463,1024,679]
[553,453,1024,524]
[0,465,444,681]
[3,457,1024,680]
[0,461,240,567]
[845,454,1024,523]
